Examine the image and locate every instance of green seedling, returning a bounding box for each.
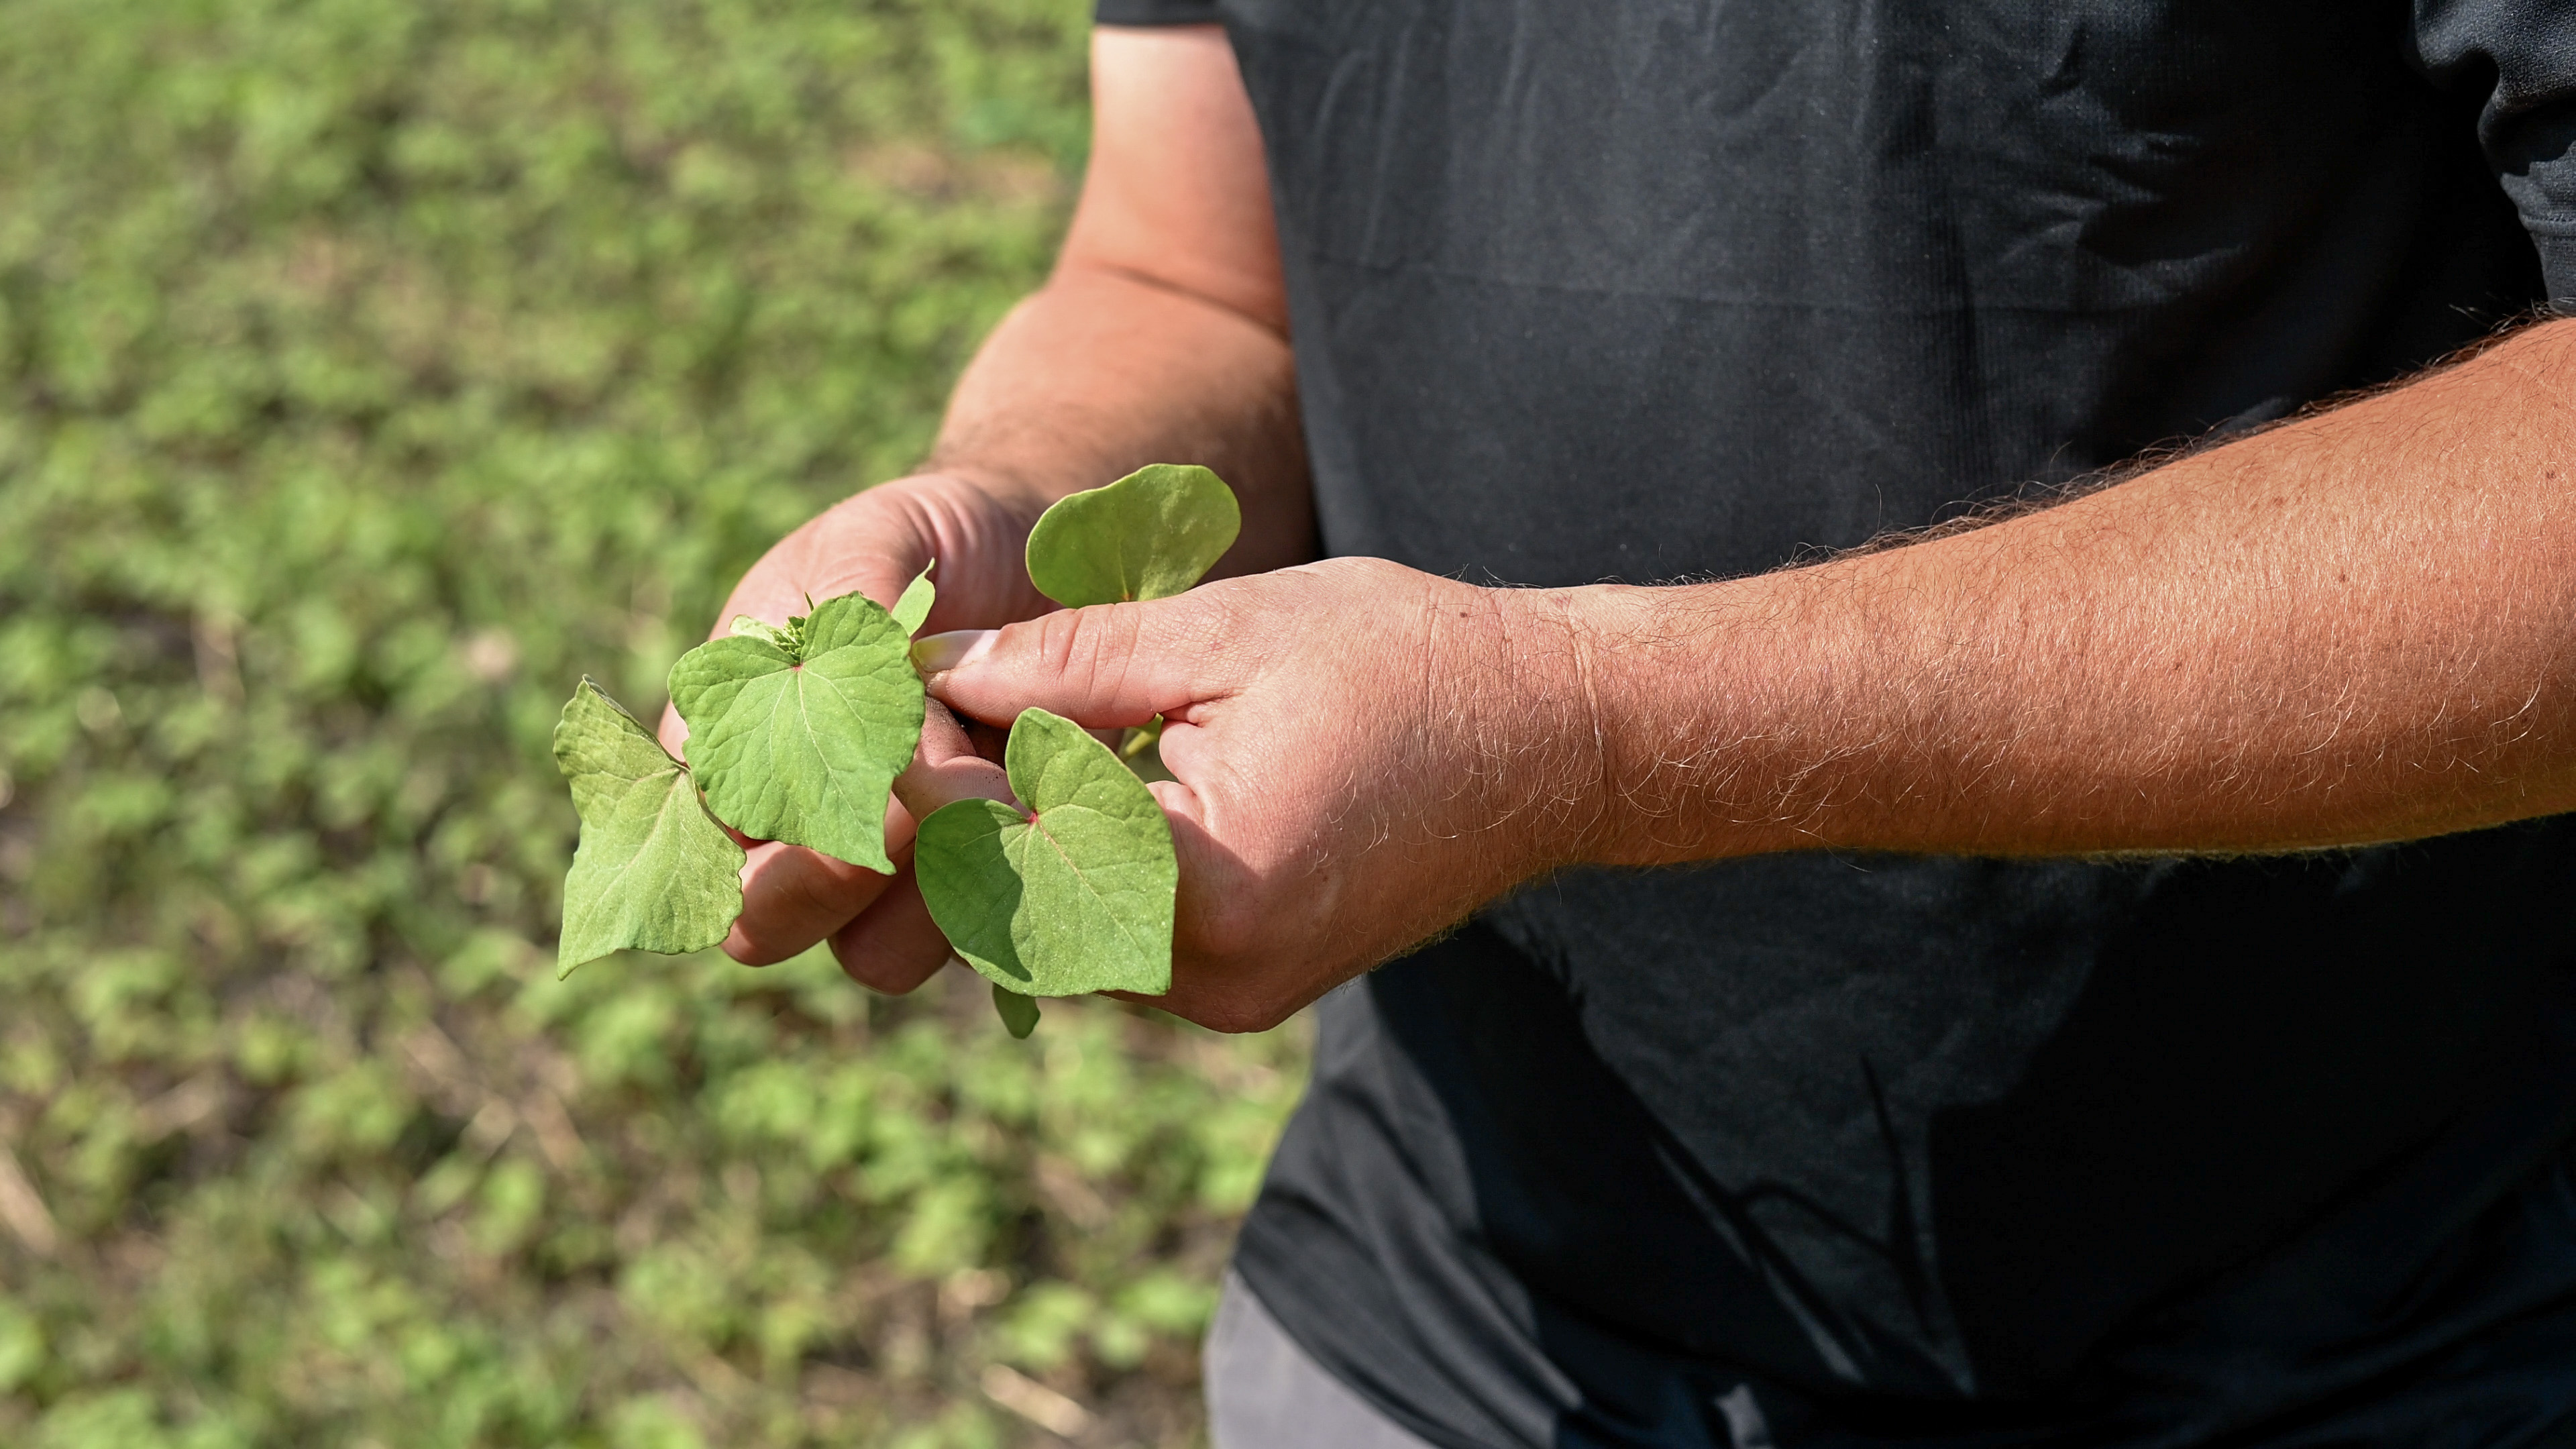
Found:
[668,589,924,872]
[916,707,1178,1006]
[553,679,748,975]
[554,466,1238,1036]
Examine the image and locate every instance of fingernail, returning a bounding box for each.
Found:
[911,629,997,675]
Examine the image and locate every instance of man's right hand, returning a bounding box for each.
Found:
[661,21,1305,998]
[655,470,1044,993]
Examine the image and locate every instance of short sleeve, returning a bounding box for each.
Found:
[2411,0,2576,312]
[1095,0,1224,25]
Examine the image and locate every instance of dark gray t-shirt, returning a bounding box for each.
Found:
[1099,1,2576,1443]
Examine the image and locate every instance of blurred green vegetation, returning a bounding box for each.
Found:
[0,1,1309,1444]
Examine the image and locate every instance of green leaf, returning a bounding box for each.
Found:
[553,679,747,976]
[992,984,1040,1039]
[1024,464,1240,608]
[892,561,936,635]
[668,590,924,871]
[916,708,1176,998]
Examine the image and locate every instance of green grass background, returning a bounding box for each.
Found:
[0,2,1311,1444]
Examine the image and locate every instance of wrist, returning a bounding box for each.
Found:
[1549,576,1832,869]
[1456,584,1620,881]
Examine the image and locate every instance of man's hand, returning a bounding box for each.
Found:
[664,23,1309,1000]
[922,558,1605,1031]
[656,470,1049,991]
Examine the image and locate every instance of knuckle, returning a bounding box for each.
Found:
[1028,603,1144,700]
[1027,608,1080,672]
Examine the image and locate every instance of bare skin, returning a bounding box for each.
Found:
[693,26,2576,1030]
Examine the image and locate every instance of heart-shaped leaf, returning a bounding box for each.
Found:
[1024,464,1240,608]
[668,590,924,871]
[916,708,1176,997]
[892,561,936,635]
[553,678,747,976]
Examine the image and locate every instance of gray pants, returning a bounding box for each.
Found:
[1204,1270,1438,1449]
[1204,1271,1782,1449]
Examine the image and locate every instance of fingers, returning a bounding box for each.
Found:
[723,840,899,966]
[691,700,894,967]
[828,867,952,994]
[719,704,998,969]
[920,596,1221,731]
[726,696,1004,979]
[828,704,1015,994]
[894,700,1017,813]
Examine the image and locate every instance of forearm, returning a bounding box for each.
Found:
[928,262,1311,574]
[1566,317,2576,863]
[915,25,1308,580]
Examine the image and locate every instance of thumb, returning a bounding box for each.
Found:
[917,600,1218,731]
